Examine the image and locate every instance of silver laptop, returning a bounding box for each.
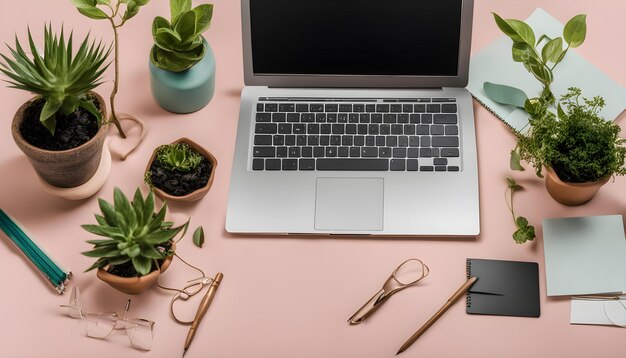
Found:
[226,0,479,236]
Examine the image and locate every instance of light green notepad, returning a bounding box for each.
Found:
[467,8,626,134]
[542,215,626,296]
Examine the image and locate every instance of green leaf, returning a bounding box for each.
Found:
[175,11,197,42]
[76,6,109,20]
[94,215,108,226]
[510,149,525,171]
[84,257,108,272]
[123,2,140,20]
[78,98,102,127]
[492,13,535,46]
[171,0,192,23]
[141,244,164,259]
[98,198,117,226]
[144,228,180,245]
[483,82,528,109]
[193,4,213,35]
[563,14,587,48]
[39,97,62,135]
[512,224,536,244]
[193,226,204,247]
[512,42,531,62]
[82,224,126,239]
[82,246,121,258]
[143,191,155,226]
[132,188,145,228]
[72,0,98,8]
[86,238,117,246]
[155,27,182,49]
[132,256,153,276]
[541,37,563,63]
[516,216,528,228]
[557,103,566,119]
[123,245,141,258]
[152,16,171,37]
[114,187,137,230]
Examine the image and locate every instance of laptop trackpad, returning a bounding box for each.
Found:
[314,178,384,231]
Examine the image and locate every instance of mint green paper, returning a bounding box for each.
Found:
[468,8,626,134]
[483,82,528,109]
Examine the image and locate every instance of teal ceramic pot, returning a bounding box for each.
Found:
[149,40,216,114]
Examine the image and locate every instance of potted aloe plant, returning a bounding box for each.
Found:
[149,0,215,113]
[82,187,190,294]
[145,138,217,202]
[1,26,110,189]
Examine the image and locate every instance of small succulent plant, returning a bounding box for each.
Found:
[156,143,203,172]
[151,0,214,72]
[82,187,189,276]
[0,25,110,135]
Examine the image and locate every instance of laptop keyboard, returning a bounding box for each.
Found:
[251,98,461,171]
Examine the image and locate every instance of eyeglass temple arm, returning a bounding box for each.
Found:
[348,288,393,325]
[123,299,131,320]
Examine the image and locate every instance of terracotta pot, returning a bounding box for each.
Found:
[544,166,610,206]
[96,242,176,295]
[145,137,217,202]
[11,92,108,188]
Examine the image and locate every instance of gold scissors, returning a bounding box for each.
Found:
[349,259,430,325]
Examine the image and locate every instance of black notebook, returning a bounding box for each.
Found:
[466,258,540,318]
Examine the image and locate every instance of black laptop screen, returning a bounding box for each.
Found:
[249,0,463,76]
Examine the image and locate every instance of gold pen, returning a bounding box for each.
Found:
[183,272,224,357]
[396,276,477,355]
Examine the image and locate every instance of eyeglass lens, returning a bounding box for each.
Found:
[84,313,117,339]
[393,259,428,285]
[126,319,154,351]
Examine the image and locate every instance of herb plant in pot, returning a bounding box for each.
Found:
[150,0,215,113]
[1,26,111,190]
[82,187,190,295]
[145,138,217,202]
[515,88,626,205]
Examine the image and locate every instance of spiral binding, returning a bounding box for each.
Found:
[470,94,522,136]
[466,258,472,308]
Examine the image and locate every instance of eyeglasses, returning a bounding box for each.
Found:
[575,295,626,328]
[349,258,430,324]
[60,287,154,350]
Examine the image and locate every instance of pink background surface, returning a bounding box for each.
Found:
[1,1,625,357]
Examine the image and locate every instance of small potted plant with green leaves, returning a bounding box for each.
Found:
[145,138,217,202]
[515,88,626,205]
[149,0,215,113]
[82,187,190,294]
[1,26,110,190]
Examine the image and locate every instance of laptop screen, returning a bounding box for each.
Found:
[249,0,463,77]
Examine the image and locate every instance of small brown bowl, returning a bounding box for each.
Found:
[145,137,217,202]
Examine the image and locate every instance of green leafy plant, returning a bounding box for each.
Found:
[493,13,587,105]
[515,88,626,182]
[151,0,214,72]
[71,0,150,138]
[0,25,110,135]
[82,187,189,276]
[156,143,203,172]
[505,177,535,244]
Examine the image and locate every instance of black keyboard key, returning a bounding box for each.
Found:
[293,124,306,134]
[434,158,448,165]
[338,146,349,157]
[337,113,348,123]
[445,125,459,135]
[408,148,419,158]
[313,146,325,157]
[315,113,327,123]
[307,123,320,134]
[441,148,460,157]
[420,166,434,171]
[421,136,431,147]
[342,135,353,146]
[348,113,359,123]
[391,124,403,135]
[287,113,300,122]
[420,148,432,157]
[376,104,390,113]
[266,159,281,170]
[288,147,300,157]
[387,136,398,147]
[434,114,457,124]
[414,104,426,113]
[409,136,420,147]
[285,135,295,146]
[361,147,378,157]
[254,135,272,145]
[317,159,389,171]
[278,123,292,134]
[402,104,413,113]
[404,124,416,135]
[376,136,386,147]
[325,104,338,112]
[256,103,264,112]
[398,136,408,147]
[296,103,309,112]
[302,146,313,157]
[368,124,380,135]
[407,159,418,171]
[384,114,397,123]
[320,135,330,146]
[253,146,275,157]
[252,159,264,170]
[380,124,390,135]
[431,148,440,157]
[301,113,315,122]
[327,113,338,123]
[346,124,357,135]
[390,159,406,171]
[433,98,456,102]
[426,104,441,113]
[431,125,444,135]
[325,146,337,157]
[350,147,361,157]
[308,135,320,146]
[357,124,368,135]
[277,146,288,158]
[435,166,447,172]
[371,113,383,123]
[442,104,457,113]
[393,147,407,158]
[279,103,295,112]
[299,159,315,170]
[265,103,278,112]
[398,114,409,123]
[255,123,277,134]
[330,135,341,146]
[365,136,375,146]
[379,147,391,158]
[354,135,365,146]
[390,104,402,113]
[410,114,421,124]
[359,113,371,123]
[416,125,429,135]
[421,114,433,124]
[282,159,297,170]
[432,136,459,147]
[321,124,332,134]
[353,104,365,112]
[366,104,376,112]
[256,113,271,122]
[339,104,352,112]
[448,166,460,171]
[310,104,324,112]
[332,124,345,135]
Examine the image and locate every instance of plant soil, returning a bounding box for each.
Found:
[20,97,99,151]
[149,153,212,196]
